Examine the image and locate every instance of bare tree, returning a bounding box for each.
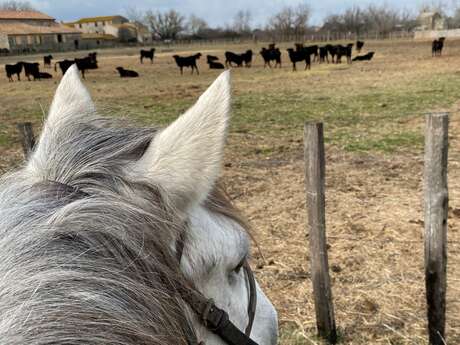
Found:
[0,0,35,11]
[232,10,252,34]
[268,4,311,40]
[145,9,185,40]
[187,14,208,36]
[124,6,145,23]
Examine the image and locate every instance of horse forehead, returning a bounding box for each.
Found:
[188,205,249,258]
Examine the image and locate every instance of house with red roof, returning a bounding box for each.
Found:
[0,10,82,53]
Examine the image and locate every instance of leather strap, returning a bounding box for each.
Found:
[179,260,259,345]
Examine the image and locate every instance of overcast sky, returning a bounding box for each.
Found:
[25,0,459,27]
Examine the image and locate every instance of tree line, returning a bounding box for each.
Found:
[3,0,460,41]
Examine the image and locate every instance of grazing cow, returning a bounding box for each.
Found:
[43,55,53,68]
[55,59,74,75]
[241,49,253,67]
[21,62,41,81]
[116,67,139,78]
[55,57,97,79]
[325,44,337,63]
[295,43,318,61]
[172,53,201,75]
[140,48,155,64]
[75,56,98,79]
[432,37,445,57]
[225,51,244,67]
[260,47,281,68]
[356,40,365,53]
[38,72,53,79]
[5,62,23,82]
[287,48,310,71]
[319,46,329,63]
[335,44,353,64]
[352,52,375,62]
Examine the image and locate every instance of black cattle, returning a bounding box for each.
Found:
[21,62,40,81]
[305,45,319,62]
[55,59,74,75]
[356,40,365,53]
[38,72,53,79]
[319,46,329,63]
[335,44,353,64]
[207,55,219,63]
[225,51,244,67]
[173,53,201,75]
[260,47,281,68]
[75,56,98,79]
[208,60,225,69]
[325,44,337,63]
[140,48,155,64]
[241,50,253,67]
[116,67,139,78]
[5,62,23,82]
[88,52,98,64]
[55,56,97,79]
[43,55,53,68]
[352,52,375,62]
[432,37,445,57]
[287,48,310,71]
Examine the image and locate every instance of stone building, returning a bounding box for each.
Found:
[0,10,82,53]
[66,15,151,44]
[418,11,447,31]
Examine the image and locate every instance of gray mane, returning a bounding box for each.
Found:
[0,119,198,344]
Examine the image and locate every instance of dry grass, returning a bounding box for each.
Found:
[1,39,460,344]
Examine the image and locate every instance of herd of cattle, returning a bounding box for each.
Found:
[3,38,447,81]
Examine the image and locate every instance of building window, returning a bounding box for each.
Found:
[95,22,98,27]
[57,34,63,43]
[35,35,42,44]
[79,24,82,28]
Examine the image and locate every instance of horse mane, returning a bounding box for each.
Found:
[0,119,202,344]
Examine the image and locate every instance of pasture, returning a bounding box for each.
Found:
[1,39,460,344]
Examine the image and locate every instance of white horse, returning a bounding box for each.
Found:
[0,65,278,345]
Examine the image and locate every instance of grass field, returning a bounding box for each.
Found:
[1,39,460,344]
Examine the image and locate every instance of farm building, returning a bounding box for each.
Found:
[417,11,447,31]
[66,16,151,44]
[0,10,82,53]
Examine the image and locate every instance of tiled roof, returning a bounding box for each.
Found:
[0,23,82,35]
[0,10,54,20]
[69,15,127,24]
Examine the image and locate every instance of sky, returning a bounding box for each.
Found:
[25,0,458,27]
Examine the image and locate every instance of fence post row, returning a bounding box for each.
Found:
[424,113,449,345]
[303,122,337,344]
[17,122,35,158]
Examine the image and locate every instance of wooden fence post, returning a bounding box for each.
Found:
[16,122,35,158]
[424,113,449,345]
[304,122,337,344]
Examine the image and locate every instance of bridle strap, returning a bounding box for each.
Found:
[176,226,259,345]
[244,260,257,337]
[179,264,259,345]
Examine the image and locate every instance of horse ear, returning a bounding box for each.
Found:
[27,65,95,171]
[133,71,231,210]
[46,64,95,124]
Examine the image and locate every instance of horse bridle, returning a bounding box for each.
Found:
[176,231,259,345]
[45,181,259,345]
